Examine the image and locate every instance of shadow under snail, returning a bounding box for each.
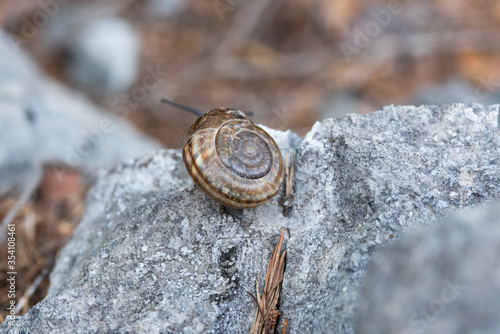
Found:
[162,99,284,209]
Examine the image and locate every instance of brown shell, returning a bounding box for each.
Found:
[182,108,284,209]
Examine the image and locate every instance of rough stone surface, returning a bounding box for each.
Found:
[356,203,500,334]
[3,104,500,333]
[0,30,159,195]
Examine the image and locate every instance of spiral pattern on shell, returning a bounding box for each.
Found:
[182,108,284,209]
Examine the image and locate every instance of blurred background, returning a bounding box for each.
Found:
[3,0,500,143]
[1,0,499,320]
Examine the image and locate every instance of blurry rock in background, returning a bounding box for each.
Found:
[414,79,500,106]
[317,90,375,120]
[63,17,139,98]
[41,5,140,99]
[356,203,500,334]
[414,79,477,105]
[146,0,185,18]
[0,29,159,200]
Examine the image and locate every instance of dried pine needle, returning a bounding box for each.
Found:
[249,227,288,334]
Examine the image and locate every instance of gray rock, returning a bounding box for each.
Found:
[355,203,500,334]
[3,104,500,333]
[147,0,185,18]
[413,79,500,106]
[0,29,159,195]
[317,90,372,121]
[39,5,140,97]
[63,17,140,96]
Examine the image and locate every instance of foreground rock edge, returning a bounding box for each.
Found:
[1,105,499,333]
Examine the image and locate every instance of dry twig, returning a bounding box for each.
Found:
[249,227,288,334]
[279,153,295,217]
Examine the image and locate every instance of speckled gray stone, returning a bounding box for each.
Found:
[355,203,500,334]
[2,104,499,333]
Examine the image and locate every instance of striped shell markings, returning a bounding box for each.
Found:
[182,108,284,209]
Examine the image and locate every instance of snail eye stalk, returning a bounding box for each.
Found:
[161,98,254,117]
[161,98,204,117]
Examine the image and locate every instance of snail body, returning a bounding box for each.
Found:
[182,108,284,209]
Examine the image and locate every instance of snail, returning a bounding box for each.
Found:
[162,99,284,209]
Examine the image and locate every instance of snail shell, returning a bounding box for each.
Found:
[182,108,284,209]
